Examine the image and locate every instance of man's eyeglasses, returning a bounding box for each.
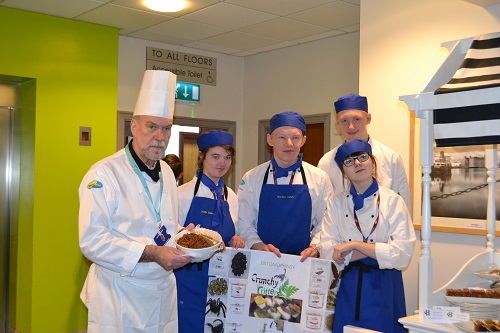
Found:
[343,153,370,167]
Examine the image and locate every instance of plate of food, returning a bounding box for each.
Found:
[445,295,500,305]
[174,227,222,262]
[454,319,500,332]
[475,268,500,283]
[445,288,500,304]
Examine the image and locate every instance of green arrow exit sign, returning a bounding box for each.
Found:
[176,82,200,102]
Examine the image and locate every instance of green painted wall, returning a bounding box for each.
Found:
[0,7,118,332]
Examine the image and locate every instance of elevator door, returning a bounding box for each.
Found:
[0,106,11,332]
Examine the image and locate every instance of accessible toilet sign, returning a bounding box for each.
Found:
[146,47,217,86]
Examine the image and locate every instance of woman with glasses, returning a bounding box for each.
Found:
[317,139,416,333]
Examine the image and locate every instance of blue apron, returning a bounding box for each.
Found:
[174,175,235,333]
[332,257,407,333]
[257,164,312,255]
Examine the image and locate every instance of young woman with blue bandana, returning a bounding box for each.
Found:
[174,130,245,333]
[317,139,416,333]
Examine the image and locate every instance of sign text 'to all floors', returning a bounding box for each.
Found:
[146,47,217,86]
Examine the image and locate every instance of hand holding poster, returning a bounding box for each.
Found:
[204,248,343,333]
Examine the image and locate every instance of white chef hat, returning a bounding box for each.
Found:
[133,70,177,119]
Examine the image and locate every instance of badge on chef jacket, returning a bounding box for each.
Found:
[87,180,103,189]
[154,225,171,246]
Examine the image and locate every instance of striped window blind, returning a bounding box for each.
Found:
[433,31,500,147]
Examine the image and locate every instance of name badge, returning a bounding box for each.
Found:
[154,225,171,246]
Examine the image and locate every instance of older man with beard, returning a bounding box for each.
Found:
[78,70,192,333]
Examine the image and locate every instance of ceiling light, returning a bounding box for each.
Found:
[144,0,187,13]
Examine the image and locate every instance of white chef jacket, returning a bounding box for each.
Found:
[79,148,180,333]
[237,160,333,249]
[318,137,411,211]
[177,175,238,227]
[317,186,416,270]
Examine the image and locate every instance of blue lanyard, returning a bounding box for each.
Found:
[125,144,163,225]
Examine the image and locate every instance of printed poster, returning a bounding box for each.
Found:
[204,248,342,333]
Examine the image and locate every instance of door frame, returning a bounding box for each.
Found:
[178,132,199,187]
[257,113,331,165]
[0,78,23,333]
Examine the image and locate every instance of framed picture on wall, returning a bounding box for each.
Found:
[411,115,500,235]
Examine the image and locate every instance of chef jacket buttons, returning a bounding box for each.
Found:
[371,215,374,218]
[348,238,351,241]
[345,214,348,217]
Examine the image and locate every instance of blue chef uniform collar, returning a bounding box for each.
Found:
[271,155,302,178]
[197,170,227,226]
[350,178,378,211]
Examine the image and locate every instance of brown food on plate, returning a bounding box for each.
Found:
[177,233,213,249]
[446,288,500,298]
[473,319,500,332]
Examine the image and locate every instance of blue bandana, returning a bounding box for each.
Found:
[335,139,372,169]
[334,94,368,113]
[197,130,233,151]
[197,170,226,226]
[271,155,302,178]
[350,178,379,211]
[269,112,306,134]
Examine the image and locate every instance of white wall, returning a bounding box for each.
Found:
[242,32,360,173]
[118,36,245,181]
[360,0,500,314]
[118,33,359,183]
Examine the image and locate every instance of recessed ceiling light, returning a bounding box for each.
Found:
[144,0,187,13]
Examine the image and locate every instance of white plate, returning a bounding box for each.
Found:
[174,228,222,263]
[475,271,500,283]
[454,321,500,332]
[445,295,500,305]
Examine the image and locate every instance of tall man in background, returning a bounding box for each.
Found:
[318,94,411,210]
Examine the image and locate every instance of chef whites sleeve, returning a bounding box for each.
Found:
[236,168,264,249]
[309,169,333,245]
[79,165,146,275]
[375,194,416,270]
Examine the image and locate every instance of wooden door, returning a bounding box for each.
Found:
[301,123,325,166]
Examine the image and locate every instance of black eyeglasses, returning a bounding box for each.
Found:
[343,153,370,167]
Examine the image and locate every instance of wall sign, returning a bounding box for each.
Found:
[205,248,342,333]
[146,47,217,86]
[176,82,200,102]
